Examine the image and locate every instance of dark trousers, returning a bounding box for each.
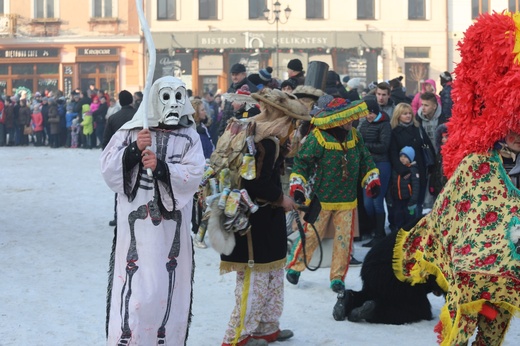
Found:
[393,199,415,231]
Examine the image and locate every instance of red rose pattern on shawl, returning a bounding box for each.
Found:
[396,152,520,345]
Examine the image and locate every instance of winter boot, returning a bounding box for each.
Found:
[286,269,300,285]
[330,279,345,293]
[362,213,386,247]
[347,300,376,322]
[332,290,349,321]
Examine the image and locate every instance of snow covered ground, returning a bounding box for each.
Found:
[1,146,519,345]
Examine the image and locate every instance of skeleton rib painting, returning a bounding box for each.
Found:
[101,75,204,345]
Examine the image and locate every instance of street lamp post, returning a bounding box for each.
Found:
[263,1,291,78]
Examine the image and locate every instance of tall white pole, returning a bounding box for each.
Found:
[136,0,155,177]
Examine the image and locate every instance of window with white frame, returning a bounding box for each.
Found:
[306,0,323,19]
[93,0,114,18]
[509,0,519,12]
[357,0,375,20]
[471,0,489,19]
[35,0,55,18]
[158,0,176,20]
[409,0,425,20]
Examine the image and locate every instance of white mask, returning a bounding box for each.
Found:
[120,76,195,130]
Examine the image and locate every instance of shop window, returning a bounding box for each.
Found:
[158,0,176,20]
[472,0,489,19]
[12,65,34,75]
[199,0,217,20]
[37,63,59,74]
[404,47,430,58]
[509,0,519,11]
[306,0,323,19]
[34,0,55,18]
[80,62,118,96]
[405,62,429,95]
[93,0,113,18]
[357,0,374,20]
[249,0,266,19]
[409,0,425,20]
[0,64,8,74]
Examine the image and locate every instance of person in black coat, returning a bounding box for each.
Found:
[101,90,137,227]
[93,96,108,148]
[357,98,392,247]
[218,63,258,137]
[389,103,434,218]
[439,71,453,119]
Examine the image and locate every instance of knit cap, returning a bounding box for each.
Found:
[400,146,415,162]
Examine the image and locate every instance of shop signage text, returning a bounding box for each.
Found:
[1,48,59,58]
[78,48,118,56]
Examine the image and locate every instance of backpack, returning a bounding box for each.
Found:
[201,117,279,255]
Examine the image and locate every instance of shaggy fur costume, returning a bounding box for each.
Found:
[333,230,444,324]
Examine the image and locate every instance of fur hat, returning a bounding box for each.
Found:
[400,146,415,162]
[311,98,369,129]
[292,85,324,101]
[287,59,303,72]
[118,90,133,107]
[251,88,310,121]
[230,63,246,73]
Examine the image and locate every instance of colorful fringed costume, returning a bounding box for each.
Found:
[393,11,520,345]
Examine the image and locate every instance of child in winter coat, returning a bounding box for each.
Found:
[71,117,80,148]
[391,146,420,230]
[80,104,93,149]
[30,105,44,146]
[65,104,78,148]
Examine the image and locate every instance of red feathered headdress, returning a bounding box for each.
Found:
[443,11,520,177]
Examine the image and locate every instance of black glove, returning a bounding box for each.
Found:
[294,190,306,205]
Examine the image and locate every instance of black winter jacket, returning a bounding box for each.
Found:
[439,82,453,119]
[357,112,392,163]
[389,124,434,188]
[391,163,420,206]
[220,138,287,266]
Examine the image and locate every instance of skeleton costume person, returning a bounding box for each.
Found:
[101,76,205,345]
[392,12,520,345]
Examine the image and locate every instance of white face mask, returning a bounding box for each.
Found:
[158,82,187,126]
[120,76,195,130]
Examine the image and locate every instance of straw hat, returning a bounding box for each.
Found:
[251,88,311,121]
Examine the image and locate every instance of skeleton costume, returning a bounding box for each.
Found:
[101,76,205,346]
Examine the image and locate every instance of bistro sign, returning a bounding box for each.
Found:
[1,48,59,58]
[77,48,118,56]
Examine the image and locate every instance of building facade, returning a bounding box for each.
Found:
[1,1,517,98]
[0,0,143,98]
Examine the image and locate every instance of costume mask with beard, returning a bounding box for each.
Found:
[120,76,195,130]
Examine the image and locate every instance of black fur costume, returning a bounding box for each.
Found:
[333,230,444,324]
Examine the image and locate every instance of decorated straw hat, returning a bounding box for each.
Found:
[251,88,311,121]
[311,98,368,129]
